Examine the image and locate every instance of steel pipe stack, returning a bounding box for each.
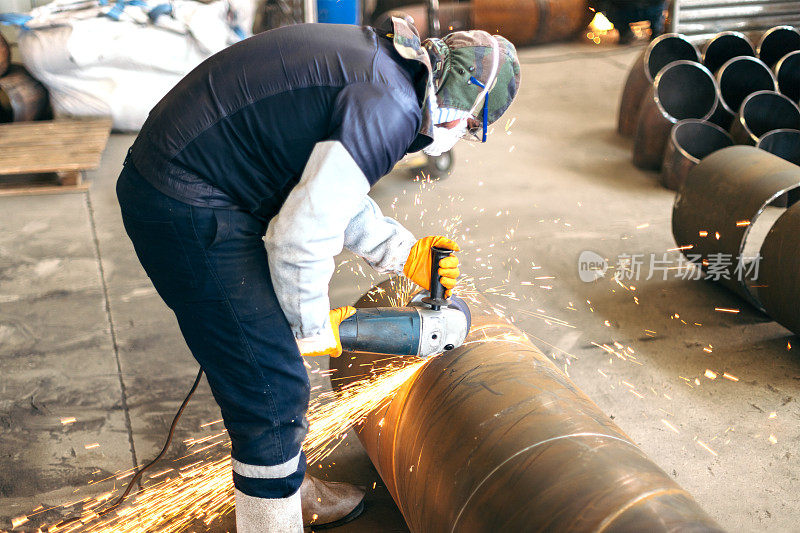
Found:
[619,25,800,188]
[633,60,717,170]
[330,281,725,533]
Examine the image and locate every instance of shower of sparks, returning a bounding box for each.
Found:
[304,356,429,464]
[32,355,430,533]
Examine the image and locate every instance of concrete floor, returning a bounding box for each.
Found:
[2,40,799,532]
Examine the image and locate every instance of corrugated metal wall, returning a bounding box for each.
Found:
[670,0,800,38]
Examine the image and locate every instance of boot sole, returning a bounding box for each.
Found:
[305,497,366,530]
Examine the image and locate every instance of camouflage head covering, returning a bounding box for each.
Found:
[386,16,435,151]
[424,31,521,126]
[383,17,520,149]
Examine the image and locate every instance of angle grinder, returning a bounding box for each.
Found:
[339,246,472,358]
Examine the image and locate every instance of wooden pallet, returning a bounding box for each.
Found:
[0,119,112,196]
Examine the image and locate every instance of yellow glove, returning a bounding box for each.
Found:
[403,236,460,298]
[300,306,356,358]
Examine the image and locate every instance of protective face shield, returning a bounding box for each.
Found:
[464,36,501,143]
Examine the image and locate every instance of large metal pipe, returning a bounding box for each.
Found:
[757,25,800,68]
[709,55,776,129]
[758,201,800,335]
[633,60,717,170]
[618,34,700,137]
[331,281,725,533]
[729,90,800,145]
[774,50,800,103]
[472,0,591,47]
[701,31,755,75]
[672,146,800,310]
[661,119,733,191]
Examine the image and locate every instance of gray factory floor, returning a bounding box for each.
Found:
[1,40,798,532]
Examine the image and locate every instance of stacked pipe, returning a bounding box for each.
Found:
[330,281,725,533]
[619,26,800,190]
[672,146,800,335]
[0,33,50,123]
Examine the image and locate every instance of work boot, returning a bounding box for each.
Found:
[301,474,366,529]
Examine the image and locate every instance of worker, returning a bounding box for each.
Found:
[116,16,520,531]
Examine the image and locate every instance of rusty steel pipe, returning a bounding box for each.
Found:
[709,56,776,129]
[730,90,800,145]
[757,25,800,68]
[618,34,700,137]
[672,146,800,310]
[472,0,592,47]
[661,119,733,191]
[774,50,800,103]
[702,31,755,75]
[330,281,725,533]
[633,60,718,170]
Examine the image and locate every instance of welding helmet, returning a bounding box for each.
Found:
[423,30,521,142]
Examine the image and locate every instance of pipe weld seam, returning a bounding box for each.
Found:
[450,432,641,532]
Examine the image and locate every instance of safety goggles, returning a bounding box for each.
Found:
[464,36,501,143]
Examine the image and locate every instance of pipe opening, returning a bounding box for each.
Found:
[657,62,717,121]
[758,129,800,165]
[702,32,755,75]
[775,50,800,103]
[758,25,800,68]
[740,91,800,140]
[673,119,733,164]
[717,57,776,114]
[646,34,699,81]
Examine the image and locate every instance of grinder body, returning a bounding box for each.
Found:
[339,245,470,357]
[338,300,471,357]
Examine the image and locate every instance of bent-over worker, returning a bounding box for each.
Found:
[116,17,520,531]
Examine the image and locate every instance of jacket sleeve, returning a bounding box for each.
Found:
[344,195,416,274]
[266,83,420,350]
[265,141,370,351]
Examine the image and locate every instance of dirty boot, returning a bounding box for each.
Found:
[301,474,366,529]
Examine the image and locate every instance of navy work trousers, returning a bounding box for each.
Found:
[116,163,309,498]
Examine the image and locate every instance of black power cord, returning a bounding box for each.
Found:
[56,368,205,527]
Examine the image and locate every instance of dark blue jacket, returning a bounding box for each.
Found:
[129,23,430,220]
